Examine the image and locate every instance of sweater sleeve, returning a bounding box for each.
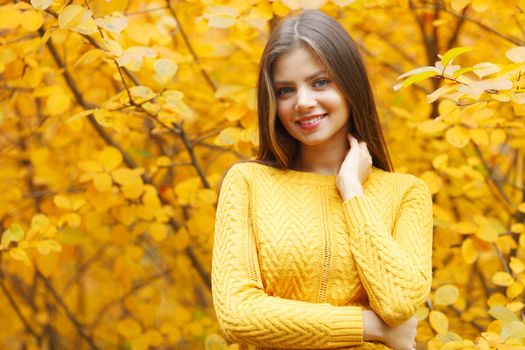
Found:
[342,175,433,327]
[212,164,364,349]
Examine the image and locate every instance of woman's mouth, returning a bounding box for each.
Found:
[296,114,327,130]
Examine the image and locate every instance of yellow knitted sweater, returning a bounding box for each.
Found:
[211,161,433,350]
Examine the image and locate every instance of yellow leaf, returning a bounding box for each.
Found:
[149,222,168,242]
[518,203,525,213]
[153,58,178,84]
[31,214,50,232]
[74,49,105,68]
[10,248,31,266]
[506,281,523,300]
[490,129,506,145]
[198,189,217,204]
[58,5,83,29]
[129,86,156,100]
[394,69,440,91]
[413,306,429,321]
[111,168,142,188]
[1,224,25,250]
[472,0,491,11]
[332,0,356,5]
[78,160,103,173]
[469,128,489,146]
[31,0,53,11]
[214,85,247,99]
[156,156,171,167]
[116,46,157,71]
[131,333,149,350]
[445,126,470,148]
[451,0,471,12]
[506,46,525,63]
[20,10,44,31]
[61,213,81,227]
[0,7,20,29]
[507,302,524,313]
[53,195,71,210]
[511,223,525,233]
[271,1,291,16]
[160,322,180,342]
[488,293,507,307]
[420,171,443,195]
[439,47,475,69]
[35,250,60,277]
[501,321,525,342]
[98,147,123,171]
[205,334,228,350]
[510,257,524,274]
[95,13,128,34]
[452,221,477,234]
[492,272,514,287]
[474,216,500,242]
[434,285,459,306]
[117,318,142,338]
[488,305,518,322]
[417,119,447,134]
[461,238,478,264]
[93,173,112,192]
[46,92,71,116]
[204,6,238,28]
[215,127,241,146]
[473,62,500,78]
[429,310,449,333]
[36,240,62,255]
[145,329,162,346]
[432,154,449,170]
[174,227,190,252]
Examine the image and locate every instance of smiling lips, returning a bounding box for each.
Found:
[296,114,327,125]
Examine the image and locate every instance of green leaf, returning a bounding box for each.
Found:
[394,70,440,91]
[1,224,25,250]
[440,46,475,69]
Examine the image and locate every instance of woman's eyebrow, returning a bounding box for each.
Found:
[273,69,328,85]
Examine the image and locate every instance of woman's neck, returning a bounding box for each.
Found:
[292,138,349,176]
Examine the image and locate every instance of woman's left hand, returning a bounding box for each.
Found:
[336,133,373,200]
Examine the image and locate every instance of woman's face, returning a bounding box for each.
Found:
[272,46,350,147]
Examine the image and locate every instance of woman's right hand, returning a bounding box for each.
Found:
[382,316,418,350]
[363,310,418,350]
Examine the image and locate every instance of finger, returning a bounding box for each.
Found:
[350,135,359,148]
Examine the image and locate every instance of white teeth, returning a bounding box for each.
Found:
[299,115,325,125]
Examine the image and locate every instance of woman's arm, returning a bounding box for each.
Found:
[342,176,433,327]
[337,134,433,327]
[212,163,363,349]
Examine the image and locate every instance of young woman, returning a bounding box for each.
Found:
[211,10,433,350]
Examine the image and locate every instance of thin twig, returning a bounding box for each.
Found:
[89,268,173,331]
[38,271,100,350]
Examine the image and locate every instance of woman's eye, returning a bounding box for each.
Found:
[314,79,329,87]
[277,87,294,96]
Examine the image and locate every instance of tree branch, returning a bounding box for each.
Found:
[38,271,100,350]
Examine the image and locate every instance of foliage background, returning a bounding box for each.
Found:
[1,0,525,349]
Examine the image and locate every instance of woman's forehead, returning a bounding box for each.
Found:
[272,47,327,82]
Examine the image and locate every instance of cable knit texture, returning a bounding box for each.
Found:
[211,161,433,350]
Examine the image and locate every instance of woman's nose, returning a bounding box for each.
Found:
[294,87,317,112]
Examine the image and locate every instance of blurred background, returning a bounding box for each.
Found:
[1,0,525,348]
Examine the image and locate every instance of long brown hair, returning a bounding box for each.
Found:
[217,10,393,196]
[253,9,393,171]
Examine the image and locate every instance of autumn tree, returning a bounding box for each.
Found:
[0,0,524,349]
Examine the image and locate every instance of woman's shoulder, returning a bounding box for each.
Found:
[371,167,430,194]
